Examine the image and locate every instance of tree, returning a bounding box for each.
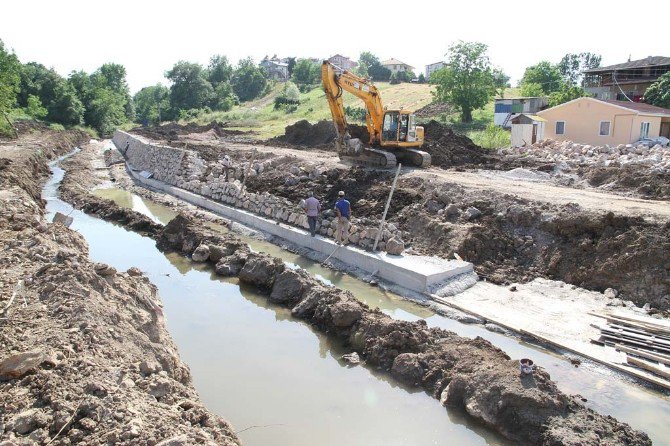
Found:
[492,68,510,97]
[548,84,588,107]
[519,82,544,97]
[211,82,236,111]
[431,41,496,123]
[207,55,233,86]
[417,73,426,84]
[291,59,320,90]
[165,61,214,111]
[286,57,297,76]
[47,82,84,126]
[644,72,670,109]
[231,57,267,102]
[0,40,21,119]
[85,87,126,135]
[520,61,563,94]
[134,84,170,124]
[26,95,47,119]
[358,52,391,81]
[558,52,601,86]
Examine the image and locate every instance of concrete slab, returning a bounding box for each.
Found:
[125,165,474,294]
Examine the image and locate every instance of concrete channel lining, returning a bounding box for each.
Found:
[124,164,474,293]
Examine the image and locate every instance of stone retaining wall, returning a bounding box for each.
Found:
[112,131,406,254]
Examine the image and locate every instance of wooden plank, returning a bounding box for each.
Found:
[615,344,670,366]
[599,334,670,355]
[606,315,670,336]
[600,327,670,348]
[627,355,670,380]
[609,323,670,342]
[610,311,670,331]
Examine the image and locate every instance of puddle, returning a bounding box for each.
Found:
[90,189,670,444]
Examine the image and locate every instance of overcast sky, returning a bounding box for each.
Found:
[2,0,668,93]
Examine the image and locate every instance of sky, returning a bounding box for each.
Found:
[2,0,669,94]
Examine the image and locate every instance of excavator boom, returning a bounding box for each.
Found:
[321,61,430,168]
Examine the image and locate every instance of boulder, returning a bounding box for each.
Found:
[465,207,482,220]
[214,253,247,276]
[391,353,424,385]
[239,253,285,290]
[270,269,311,304]
[342,352,361,365]
[9,409,49,435]
[329,300,363,328]
[444,204,460,218]
[0,350,46,381]
[94,263,116,277]
[191,244,210,262]
[386,237,404,255]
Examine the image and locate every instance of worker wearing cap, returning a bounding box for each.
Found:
[334,190,351,245]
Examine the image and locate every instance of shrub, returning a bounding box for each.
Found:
[468,124,510,149]
[345,106,366,122]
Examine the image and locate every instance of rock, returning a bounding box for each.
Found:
[139,360,162,376]
[391,353,424,385]
[270,269,310,304]
[604,288,618,299]
[9,409,48,435]
[329,300,363,327]
[215,253,247,276]
[465,207,482,220]
[239,253,285,290]
[191,244,210,262]
[444,204,460,218]
[94,263,116,277]
[341,352,361,365]
[386,237,404,255]
[52,212,73,227]
[126,267,143,277]
[0,350,46,380]
[156,435,189,446]
[148,376,173,398]
[484,323,508,334]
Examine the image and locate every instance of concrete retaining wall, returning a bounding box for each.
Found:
[112,131,185,184]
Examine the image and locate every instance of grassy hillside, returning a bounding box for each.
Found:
[189,82,435,139]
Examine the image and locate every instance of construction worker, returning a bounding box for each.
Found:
[334,190,351,245]
[303,191,321,237]
[221,154,235,182]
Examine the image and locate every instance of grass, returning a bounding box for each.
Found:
[189,82,436,139]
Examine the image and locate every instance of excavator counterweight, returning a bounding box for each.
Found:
[321,61,431,168]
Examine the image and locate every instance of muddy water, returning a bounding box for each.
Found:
[91,187,670,444]
[49,171,511,445]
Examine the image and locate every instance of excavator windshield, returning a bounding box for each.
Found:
[382,111,414,143]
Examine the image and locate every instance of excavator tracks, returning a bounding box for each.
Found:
[339,147,397,169]
[396,149,432,168]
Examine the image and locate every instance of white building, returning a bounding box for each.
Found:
[425,61,445,79]
[328,54,358,71]
[510,114,546,147]
[381,58,414,74]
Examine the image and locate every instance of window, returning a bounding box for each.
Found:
[599,121,611,136]
[640,122,650,139]
[556,121,565,135]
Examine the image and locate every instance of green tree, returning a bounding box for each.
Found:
[431,41,496,123]
[211,82,236,111]
[26,94,47,119]
[548,84,588,107]
[358,52,391,81]
[231,57,267,102]
[286,57,297,76]
[47,82,84,126]
[417,73,426,84]
[492,68,510,97]
[134,84,170,124]
[291,59,320,90]
[558,52,601,86]
[165,61,214,111]
[85,87,126,136]
[644,72,670,109]
[207,55,233,86]
[0,39,21,120]
[519,82,544,97]
[520,61,563,94]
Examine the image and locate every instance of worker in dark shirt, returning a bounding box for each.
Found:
[334,190,351,245]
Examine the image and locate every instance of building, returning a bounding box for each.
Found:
[583,56,670,102]
[537,97,670,146]
[328,54,358,71]
[425,61,445,80]
[381,58,415,74]
[510,114,546,147]
[260,55,289,81]
[494,97,548,128]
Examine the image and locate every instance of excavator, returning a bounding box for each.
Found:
[321,60,431,168]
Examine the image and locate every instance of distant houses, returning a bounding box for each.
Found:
[328,54,358,71]
[583,56,670,102]
[381,58,415,74]
[260,55,289,81]
[425,61,445,80]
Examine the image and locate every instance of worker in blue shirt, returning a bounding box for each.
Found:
[334,190,351,245]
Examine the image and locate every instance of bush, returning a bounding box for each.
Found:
[26,94,47,119]
[345,106,366,122]
[468,123,510,149]
[274,82,301,111]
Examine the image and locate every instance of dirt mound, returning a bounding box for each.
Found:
[421,120,498,168]
[582,165,670,200]
[415,102,452,118]
[131,121,249,142]
[271,120,336,147]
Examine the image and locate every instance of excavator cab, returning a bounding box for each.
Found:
[381,111,422,145]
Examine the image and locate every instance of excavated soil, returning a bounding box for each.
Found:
[0,127,240,445]
[130,121,250,143]
[582,164,670,200]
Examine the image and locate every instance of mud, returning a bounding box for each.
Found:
[583,164,670,200]
[0,128,240,445]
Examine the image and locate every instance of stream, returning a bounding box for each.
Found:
[43,156,670,445]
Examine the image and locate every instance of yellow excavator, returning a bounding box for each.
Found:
[321,60,431,168]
